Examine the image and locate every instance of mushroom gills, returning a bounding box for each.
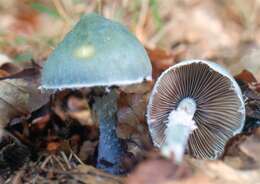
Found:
[147,60,245,160]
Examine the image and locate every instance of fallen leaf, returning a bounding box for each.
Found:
[235,70,257,85]
[116,122,136,139]
[239,128,260,164]
[119,81,152,94]
[79,140,98,163]
[0,53,11,66]
[0,69,9,77]
[0,66,42,82]
[0,66,49,129]
[66,94,94,126]
[117,92,152,151]
[75,164,124,184]
[146,47,176,79]
[31,114,50,130]
[126,158,191,184]
[234,70,260,131]
[0,63,21,74]
[187,159,260,184]
[0,140,30,171]
[117,93,148,129]
[223,133,257,170]
[68,110,94,126]
[11,1,39,35]
[67,95,88,111]
[47,141,61,153]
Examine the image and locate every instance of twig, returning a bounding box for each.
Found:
[136,0,149,31]
[4,177,12,184]
[52,0,71,23]
[52,155,66,171]
[41,155,52,169]
[12,170,24,184]
[30,174,39,184]
[68,152,73,161]
[97,0,103,15]
[71,151,85,165]
[60,151,72,169]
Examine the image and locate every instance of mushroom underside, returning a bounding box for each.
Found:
[148,62,244,159]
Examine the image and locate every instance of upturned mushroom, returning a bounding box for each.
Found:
[147,60,245,162]
[41,13,152,174]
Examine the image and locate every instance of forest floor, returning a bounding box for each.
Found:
[0,0,260,183]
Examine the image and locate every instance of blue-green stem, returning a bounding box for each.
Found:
[94,89,124,174]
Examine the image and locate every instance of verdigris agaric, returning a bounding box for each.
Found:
[41,13,152,174]
[147,60,245,162]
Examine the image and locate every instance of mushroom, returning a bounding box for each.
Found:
[41,13,152,174]
[147,60,245,162]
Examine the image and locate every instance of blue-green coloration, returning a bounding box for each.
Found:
[41,13,152,89]
[41,13,152,175]
[94,90,124,174]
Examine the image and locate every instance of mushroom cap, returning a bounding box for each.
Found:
[147,60,245,159]
[41,13,152,90]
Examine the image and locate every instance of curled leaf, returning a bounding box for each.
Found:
[0,67,48,129]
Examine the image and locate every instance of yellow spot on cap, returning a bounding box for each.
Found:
[74,45,95,59]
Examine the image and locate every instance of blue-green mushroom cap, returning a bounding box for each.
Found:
[41,13,152,90]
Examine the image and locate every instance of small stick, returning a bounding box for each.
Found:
[68,152,73,162]
[41,155,52,169]
[60,151,72,169]
[52,0,71,23]
[136,0,149,32]
[72,151,85,165]
[52,155,66,171]
[97,0,103,15]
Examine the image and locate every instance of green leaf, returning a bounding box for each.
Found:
[15,36,27,45]
[150,0,163,30]
[14,53,33,63]
[30,2,60,18]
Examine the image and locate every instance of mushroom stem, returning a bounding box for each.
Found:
[94,89,124,174]
[161,98,197,163]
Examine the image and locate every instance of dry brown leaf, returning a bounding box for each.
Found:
[0,53,11,67]
[126,154,260,184]
[52,92,96,127]
[223,133,257,170]
[31,114,50,130]
[117,94,143,138]
[235,70,257,84]
[0,77,48,129]
[68,110,94,126]
[117,93,152,148]
[74,164,124,184]
[126,158,191,184]
[79,140,98,162]
[239,128,260,164]
[119,81,152,94]
[0,69,10,77]
[0,63,21,75]
[67,95,88,111]
[47,141,61,153]
[11,1,39,35]
[117,93,149,127]
[146,48,176,79]
[187,159,260,184]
